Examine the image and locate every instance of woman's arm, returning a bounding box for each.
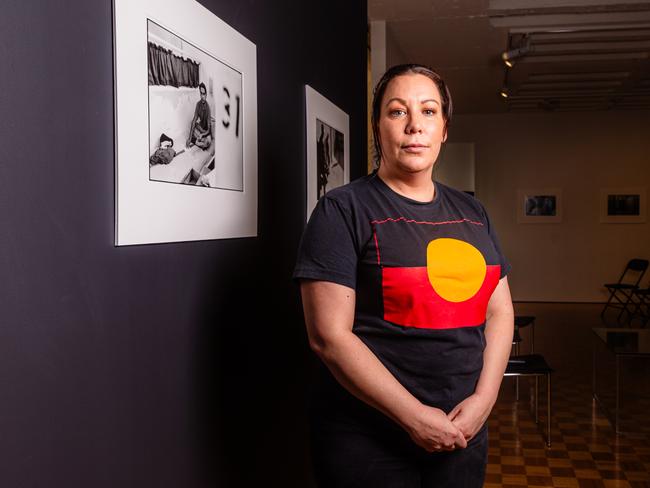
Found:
[301,279,467,452]
[448,277,514,440]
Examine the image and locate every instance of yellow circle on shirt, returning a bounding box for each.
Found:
[426,238,487,302]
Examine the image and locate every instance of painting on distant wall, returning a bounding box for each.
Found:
[113,0,257,245]
[600,188,646,224]
[517,189,562,223]
[147,20,243,191]
[305,86,349,221]
[526,195,557,217]
[607,194,639,216]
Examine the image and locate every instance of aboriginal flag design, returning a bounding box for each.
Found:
[371,217,501,330]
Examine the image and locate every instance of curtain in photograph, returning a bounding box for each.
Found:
[148,42,199,88]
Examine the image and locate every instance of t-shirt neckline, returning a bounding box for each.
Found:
[371,172,442,208]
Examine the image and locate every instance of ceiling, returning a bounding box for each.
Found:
[368,0,650,113]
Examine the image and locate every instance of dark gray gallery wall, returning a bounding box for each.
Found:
[0,1,367,486]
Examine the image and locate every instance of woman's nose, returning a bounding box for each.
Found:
[405,113,423,133]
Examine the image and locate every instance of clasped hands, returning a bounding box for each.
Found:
[406,393,493,453]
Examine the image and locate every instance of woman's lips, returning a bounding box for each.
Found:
[401,144,429,154]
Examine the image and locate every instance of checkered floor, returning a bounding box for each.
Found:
[486,375,650,488]
[486,302,650,488]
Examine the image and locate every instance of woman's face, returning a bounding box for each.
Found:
[378,73,447,176]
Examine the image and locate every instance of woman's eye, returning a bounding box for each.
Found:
[423,109,437,116]
[389,109,406,117]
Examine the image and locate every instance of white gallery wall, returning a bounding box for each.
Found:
[385,24,408,69]
[447,110,650,302]
[435,143,475,193]
[370,21,408,88]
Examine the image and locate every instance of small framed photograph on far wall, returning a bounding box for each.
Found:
[517,188,563,224]
[600,188,646,224]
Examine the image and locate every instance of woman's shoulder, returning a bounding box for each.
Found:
[321,173,377,208]
[436,181,488,216]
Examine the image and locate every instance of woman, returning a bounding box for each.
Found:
[294,64,514,487]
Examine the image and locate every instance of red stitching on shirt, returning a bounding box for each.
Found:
[370,216,484,227]
[373,228,381,265]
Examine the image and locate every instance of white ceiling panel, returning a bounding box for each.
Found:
[370,0,650,112]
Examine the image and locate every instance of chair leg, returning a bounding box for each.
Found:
[535,376,539,423]
[601,288,617,318]
[616,293,628,323]
[639,299,648,326]
[547,373,552,448]
[632,297,648,327]
[515,376,519,401]
[617,290,637,326]
[531,321,535,354]
[514,342,520,400]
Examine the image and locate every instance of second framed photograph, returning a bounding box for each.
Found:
[600,188,646,224]
[305,85,350,221]
[517,189,563,224]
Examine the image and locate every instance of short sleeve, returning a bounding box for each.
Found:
[481,204,511,279]
[293,196,359,289]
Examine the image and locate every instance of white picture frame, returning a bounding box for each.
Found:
[516,188,563,224]
[600,187,646,224]
[113,0,257,245]
[305,85,350,221]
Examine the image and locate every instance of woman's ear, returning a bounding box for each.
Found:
[442,126,448,143]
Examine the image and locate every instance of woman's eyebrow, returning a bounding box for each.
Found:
[384,97,406,106]
[385,97,440,106]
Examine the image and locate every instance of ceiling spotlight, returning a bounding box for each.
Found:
[500,87,509,98]
[501,37,531,67]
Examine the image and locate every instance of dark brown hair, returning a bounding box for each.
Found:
[371,64,453,166]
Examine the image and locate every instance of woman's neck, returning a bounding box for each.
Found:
[376,165,435,203]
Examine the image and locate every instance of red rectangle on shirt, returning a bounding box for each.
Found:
[382,265,501,329]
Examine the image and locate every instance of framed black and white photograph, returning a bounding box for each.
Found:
[517,189,563,223]
[147,20,243,191]
[316,119,346,198]
[113,0,257,245]
[600,188,646,224]
[305,85,350,220]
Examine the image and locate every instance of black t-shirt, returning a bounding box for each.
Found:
[294,172,510,420]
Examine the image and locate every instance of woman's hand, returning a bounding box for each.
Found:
[447,393,493,442]
[405,404,468,452]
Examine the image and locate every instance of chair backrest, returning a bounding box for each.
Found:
[620,259,649,286]
[629,259,649,271]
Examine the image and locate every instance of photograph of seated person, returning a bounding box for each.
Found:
[294,63,514,487]
[187,82,212,150]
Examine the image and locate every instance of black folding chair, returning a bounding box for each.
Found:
[505,354,553,447]
[630,286,650,327]
[515,315,535,353]
[601,259,649,325]
[512,316,536,399]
